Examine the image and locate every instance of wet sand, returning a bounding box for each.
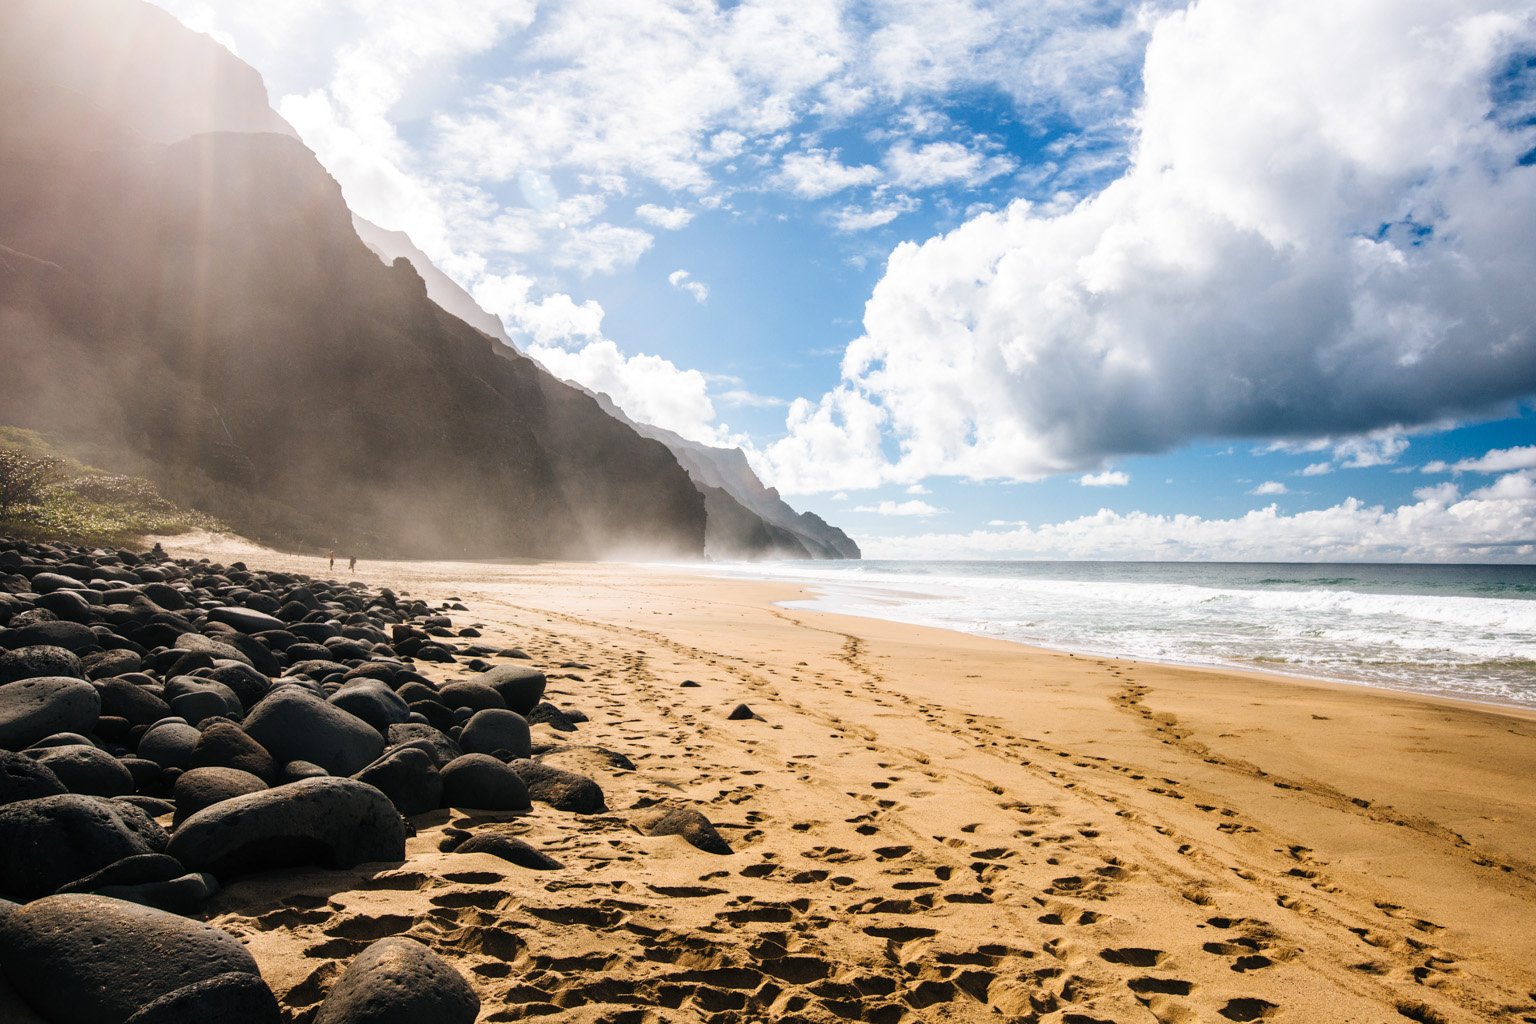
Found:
[155,536,1536,1024]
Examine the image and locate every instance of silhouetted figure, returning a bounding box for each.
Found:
[348,554,357,572]
[327,549,336,570]
[148,542,166,562]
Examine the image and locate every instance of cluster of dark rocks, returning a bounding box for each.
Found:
[0,537,614,1023]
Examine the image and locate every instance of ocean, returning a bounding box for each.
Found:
[703,560,1536,708]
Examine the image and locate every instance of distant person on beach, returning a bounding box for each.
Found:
[327,549,335,570]
[348,554,357,572]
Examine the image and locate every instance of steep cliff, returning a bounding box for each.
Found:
[353,219,861,561]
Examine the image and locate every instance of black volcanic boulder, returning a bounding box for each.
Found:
[313,937,478,1024]
[458,709,531,760]
[207,607,285,635]
[26,572,88,594]
[439,754,530,812]
[164,676,244,723]
[0,749,65,806]
[0,795,167,901]
[435,681,504,712]
[172,767,268,827]
[243,686,382,776]
[171,632,251,667]
[481,665,546,716]
[509,759,604,813]
[353,747,441,818]
[279,760,329,783]
[204,663,272,711]
[167,777,407,878]
[54,853,214,917]
[0,894,277,1024]
[0,677,100,750]
[56,853,185,894]
[0,645,83,684]
[8,620,98,653]
[448,833,562,870]
[384,723,461,767]
[83,649,143,680]
[137,720,202,771]
[96,677,172,726]
[30,744,135,797]
[646,807,733,855]
[124,971,282,1024]
[328,680,410,733]
[188,721,276,782]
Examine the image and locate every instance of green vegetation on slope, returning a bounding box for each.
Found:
[0,426,221,545]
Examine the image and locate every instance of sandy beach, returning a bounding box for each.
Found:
[154,536,1536,1024]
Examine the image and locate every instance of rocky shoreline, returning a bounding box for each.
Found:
[0,536,701,1023]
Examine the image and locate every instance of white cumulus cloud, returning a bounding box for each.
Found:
[1080,470,1130,487]
[765,0,1536,492]
[862,479,1536,561]
[853,499,946,517]
[635,204,695,229]
[529,339,723,444]
[777,149,882,198]
[1250,481,1289,495]
[884,139,1017,188]
[668,269,710,303]
[1425,443,1536,474]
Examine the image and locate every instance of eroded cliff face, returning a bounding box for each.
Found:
[352,188,861,561]
[0,0,707,558]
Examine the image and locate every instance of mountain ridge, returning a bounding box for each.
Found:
[0,0,709,559]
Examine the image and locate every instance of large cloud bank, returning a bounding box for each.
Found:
[864,471,1536,561]
[756,0,1536,492]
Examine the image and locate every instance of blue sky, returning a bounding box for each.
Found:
[149,0,1536,560]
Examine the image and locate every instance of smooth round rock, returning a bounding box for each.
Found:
[9,621,98,652]
[56,853,185,894]
[439,754,530,812]
[0,678,101,751]
[0,646,84,685]
[206,607,286,635]
[171,633,252,668]
[96,678,171,727]
[434,681,504,713]
[279,760,329,783]
[509,759,604,813]
[0,749,66,807]
[313,937,479,1024]
[83,649,143,680]
[384,723,461,767]
[172,767,268,827]
[451,833,562,870]
[203,663,272,711]
[0,795,167,902]
[30,744,135,797]
[480,665,546,716]
[243,687,383,777]
[137,721,202,771]
[328,680,410,733]
[353,747,442,818]
[0,893,266,1024]
[164,677,243,722]
[458,709,530,760]
[647,807,733,855]
[124,971,282,1024]
[188,722,276,782]
[167,777,408,878]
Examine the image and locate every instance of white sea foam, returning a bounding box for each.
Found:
[697,560,1536,707]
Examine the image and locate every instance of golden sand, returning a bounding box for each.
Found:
[152,536,1536,1024]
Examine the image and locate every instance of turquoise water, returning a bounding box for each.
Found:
[705,561,1536,707]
